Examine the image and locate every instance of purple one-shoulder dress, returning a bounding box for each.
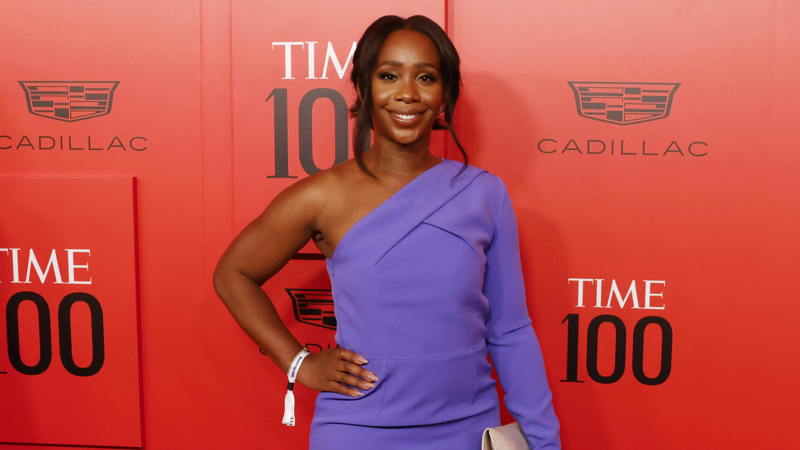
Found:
[310,159,561,450]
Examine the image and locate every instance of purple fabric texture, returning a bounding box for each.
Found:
[310,159,560,449]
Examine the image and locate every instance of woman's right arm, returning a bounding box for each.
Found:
[212,176,378,396]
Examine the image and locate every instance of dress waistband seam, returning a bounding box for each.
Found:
[367,343,485,361]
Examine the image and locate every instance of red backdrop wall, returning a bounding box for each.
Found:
[1,1,797,449]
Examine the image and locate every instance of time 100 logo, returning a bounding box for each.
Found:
[561,278,673,386]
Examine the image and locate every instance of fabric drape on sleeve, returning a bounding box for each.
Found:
[483,179,561,450]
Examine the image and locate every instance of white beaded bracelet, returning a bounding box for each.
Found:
[282,347,310,426]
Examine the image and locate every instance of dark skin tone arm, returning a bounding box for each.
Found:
[213,172,378,397]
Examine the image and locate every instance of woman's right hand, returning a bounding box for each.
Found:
[296,348,379,397]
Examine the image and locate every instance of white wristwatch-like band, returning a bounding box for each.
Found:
[282,347,311,426]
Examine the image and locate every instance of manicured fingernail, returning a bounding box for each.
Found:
[364,383,375,389]
[354,391,364,397]
[367,373,378,381]
[356,357,368,364]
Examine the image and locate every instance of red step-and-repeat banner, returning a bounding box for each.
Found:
[1,1,798,449]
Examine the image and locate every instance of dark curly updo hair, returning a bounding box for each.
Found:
[349,15,468,178]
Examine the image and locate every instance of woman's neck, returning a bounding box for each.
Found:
[365,138,441,179]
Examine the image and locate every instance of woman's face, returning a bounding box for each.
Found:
[370,29,445,148]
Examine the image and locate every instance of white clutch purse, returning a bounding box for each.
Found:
[481,422,530,450]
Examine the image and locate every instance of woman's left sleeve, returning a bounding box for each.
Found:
[483,179,561,450]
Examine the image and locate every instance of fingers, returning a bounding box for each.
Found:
[339,372,375,393]
[338,360,379,383]
[295,347,380,397]
[336,349,379,382]
[329,380,364,397]
[337,348,368,365]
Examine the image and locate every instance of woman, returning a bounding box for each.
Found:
[214,15,560,450]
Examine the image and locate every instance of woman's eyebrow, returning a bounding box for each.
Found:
[415,62,437,69]
[377,60,438,70]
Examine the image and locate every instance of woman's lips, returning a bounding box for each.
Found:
[388,111,425,125]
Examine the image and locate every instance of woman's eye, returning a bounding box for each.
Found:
[379,73,397,80]
[419,74,437,82]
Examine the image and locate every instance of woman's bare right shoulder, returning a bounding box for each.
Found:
[264,159,359,228]
[217,161,359,283]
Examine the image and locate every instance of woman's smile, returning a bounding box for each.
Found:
[387,109,427,125]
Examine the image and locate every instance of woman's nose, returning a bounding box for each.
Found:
[394,77,420,103]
